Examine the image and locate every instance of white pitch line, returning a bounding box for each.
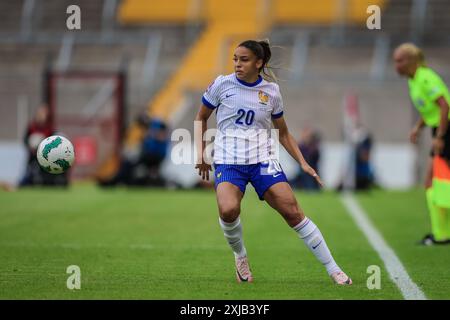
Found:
[340,192,427,300]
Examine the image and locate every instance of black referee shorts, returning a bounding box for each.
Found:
[431,122,450,160]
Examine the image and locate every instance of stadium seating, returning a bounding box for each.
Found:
[1,0,450,183]
[118,0,386,120]
[119,0,387,25]
[123,0,271,120]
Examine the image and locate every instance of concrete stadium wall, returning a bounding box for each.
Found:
[0,142,27,185]
[0,140,416,190]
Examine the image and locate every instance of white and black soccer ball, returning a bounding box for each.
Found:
[36,135,75,174]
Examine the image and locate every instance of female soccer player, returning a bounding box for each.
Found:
[393,43,450,245]
[194,40,352,285]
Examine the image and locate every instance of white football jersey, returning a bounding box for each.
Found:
[202,73,284,164]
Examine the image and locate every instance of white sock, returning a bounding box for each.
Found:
[219,217,247,258]
[293,217,341,275]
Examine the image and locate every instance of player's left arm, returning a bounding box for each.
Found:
[434,96,449,154]
[272,116,324,187]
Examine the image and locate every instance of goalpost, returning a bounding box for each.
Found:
[45,70,126,180]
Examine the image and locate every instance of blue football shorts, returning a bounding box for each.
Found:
[213,160,288,200]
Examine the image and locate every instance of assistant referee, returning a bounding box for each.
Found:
[394,43,450,245]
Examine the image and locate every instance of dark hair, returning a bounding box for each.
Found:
[238,39,274,81]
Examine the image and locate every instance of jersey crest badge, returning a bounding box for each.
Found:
[258,91,269,105]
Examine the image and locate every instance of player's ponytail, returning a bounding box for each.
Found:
[238,39,278,82]
[258,40,277,82]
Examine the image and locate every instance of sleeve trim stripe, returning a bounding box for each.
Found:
[202,96,218,109]
[271,111,284,119]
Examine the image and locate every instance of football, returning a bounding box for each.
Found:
[36,135,75,174]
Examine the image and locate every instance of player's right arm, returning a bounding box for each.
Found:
[194,105,214,180]
[410,117,425,144]
[195,75,223,180]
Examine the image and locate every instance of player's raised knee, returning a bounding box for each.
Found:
[219,205,240,222]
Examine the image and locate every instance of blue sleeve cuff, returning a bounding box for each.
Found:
[271,111,284,119]
[202,96,218,109]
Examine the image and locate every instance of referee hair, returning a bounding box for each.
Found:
[396,43,426,66]
[238,39,277,82]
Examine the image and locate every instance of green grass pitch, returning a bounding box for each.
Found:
[0,185,449,299]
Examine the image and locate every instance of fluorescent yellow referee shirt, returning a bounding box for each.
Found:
[408,66,450,127]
